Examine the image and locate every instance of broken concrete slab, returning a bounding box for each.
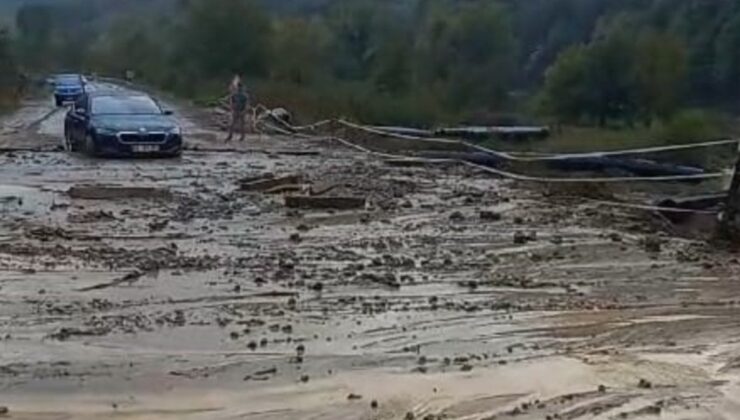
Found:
[285,195,366,210]
[67,185,172,200]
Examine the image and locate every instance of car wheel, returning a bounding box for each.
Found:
[55,96,63,107]
[84,133,98,156]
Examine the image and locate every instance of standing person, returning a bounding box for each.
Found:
[225,80,250,142]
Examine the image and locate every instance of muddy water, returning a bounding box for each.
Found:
[1,90,740,419]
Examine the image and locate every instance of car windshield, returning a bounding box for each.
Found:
[91,96,162,115]
[56,75,82,85]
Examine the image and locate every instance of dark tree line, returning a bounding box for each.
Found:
[2,0,740,127]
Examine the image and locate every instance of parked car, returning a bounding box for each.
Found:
[63,91,183,158]
[52,74,86,106]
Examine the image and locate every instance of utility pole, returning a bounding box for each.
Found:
[719,142,740,240]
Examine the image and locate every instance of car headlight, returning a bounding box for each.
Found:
[168,126,182,136]
[95,127,118,136]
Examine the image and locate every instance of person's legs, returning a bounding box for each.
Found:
[225,111,237,142]
[237,113,246,141]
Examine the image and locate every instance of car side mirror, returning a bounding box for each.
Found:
[163,109,173,116]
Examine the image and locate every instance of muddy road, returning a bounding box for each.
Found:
[2,89,740,419]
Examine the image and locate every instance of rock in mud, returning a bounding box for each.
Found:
[638,378,652,389]
[641,236,662,253]
[479,210,501,221]
[285,195,366,210]
[449,211,464,221]
[370,400,379,409]
[514,231,529,244]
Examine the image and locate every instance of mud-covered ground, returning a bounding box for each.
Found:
[2,87,740,419]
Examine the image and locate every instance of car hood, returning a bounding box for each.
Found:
[91,115,178,132]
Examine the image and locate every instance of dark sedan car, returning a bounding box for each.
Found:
[64,92,183,157]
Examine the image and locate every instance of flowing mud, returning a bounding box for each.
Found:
[1,89,740,419]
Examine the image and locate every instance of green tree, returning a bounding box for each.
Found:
[542,30,639,126]
[0,28,19,106]
[176,0,272,79]
[635,31,687,122]
[540,44,591,124]
[417,2,516,112]
[270,18,330,85]
[14,4,54,69]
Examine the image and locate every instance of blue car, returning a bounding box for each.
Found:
[63,92,183,158]
[53,74,86,106]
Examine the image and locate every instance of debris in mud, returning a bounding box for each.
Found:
[347,393,363,400]
[78,271,145,292]
[68,185,172,200]
[148,219,169,232]
[239,174,303,192]
[25,226,72,241]
[449,211,465,221]
[358,272,401,289]
[67,210,117,223]
[640,236,663,253]
[49,327,109,341]
[514,231,536,244]
[285,195,366,210]
[479,210,501,221]
[244,367,277,381]
[638,378,653,389]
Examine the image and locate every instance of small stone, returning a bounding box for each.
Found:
[296,344,306,356]
[0,406,8,415]
[405,412,416,420]
[233,284,241,293]
[479,210,501,221]
[460,364,473,372]
[347,393,362,400]
[598,384,607,393]
[260,338,268,347]
[247,341,257,350]
[310,282,324,292]
[513,231,528,244]
[289,233,301,242]
[370,400,379,409]
[638,378,652,389]
[230,331,239,340]
[300,374,310,383]
[418,356,427,365]
[449,211,464,221]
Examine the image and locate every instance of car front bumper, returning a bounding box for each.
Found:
[55,92,84,102]
[94,133,183,157]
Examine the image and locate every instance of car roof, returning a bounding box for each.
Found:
[87,90,152,99]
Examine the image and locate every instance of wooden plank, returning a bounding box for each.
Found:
[239,175,303,192]
[285,195,366,210]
